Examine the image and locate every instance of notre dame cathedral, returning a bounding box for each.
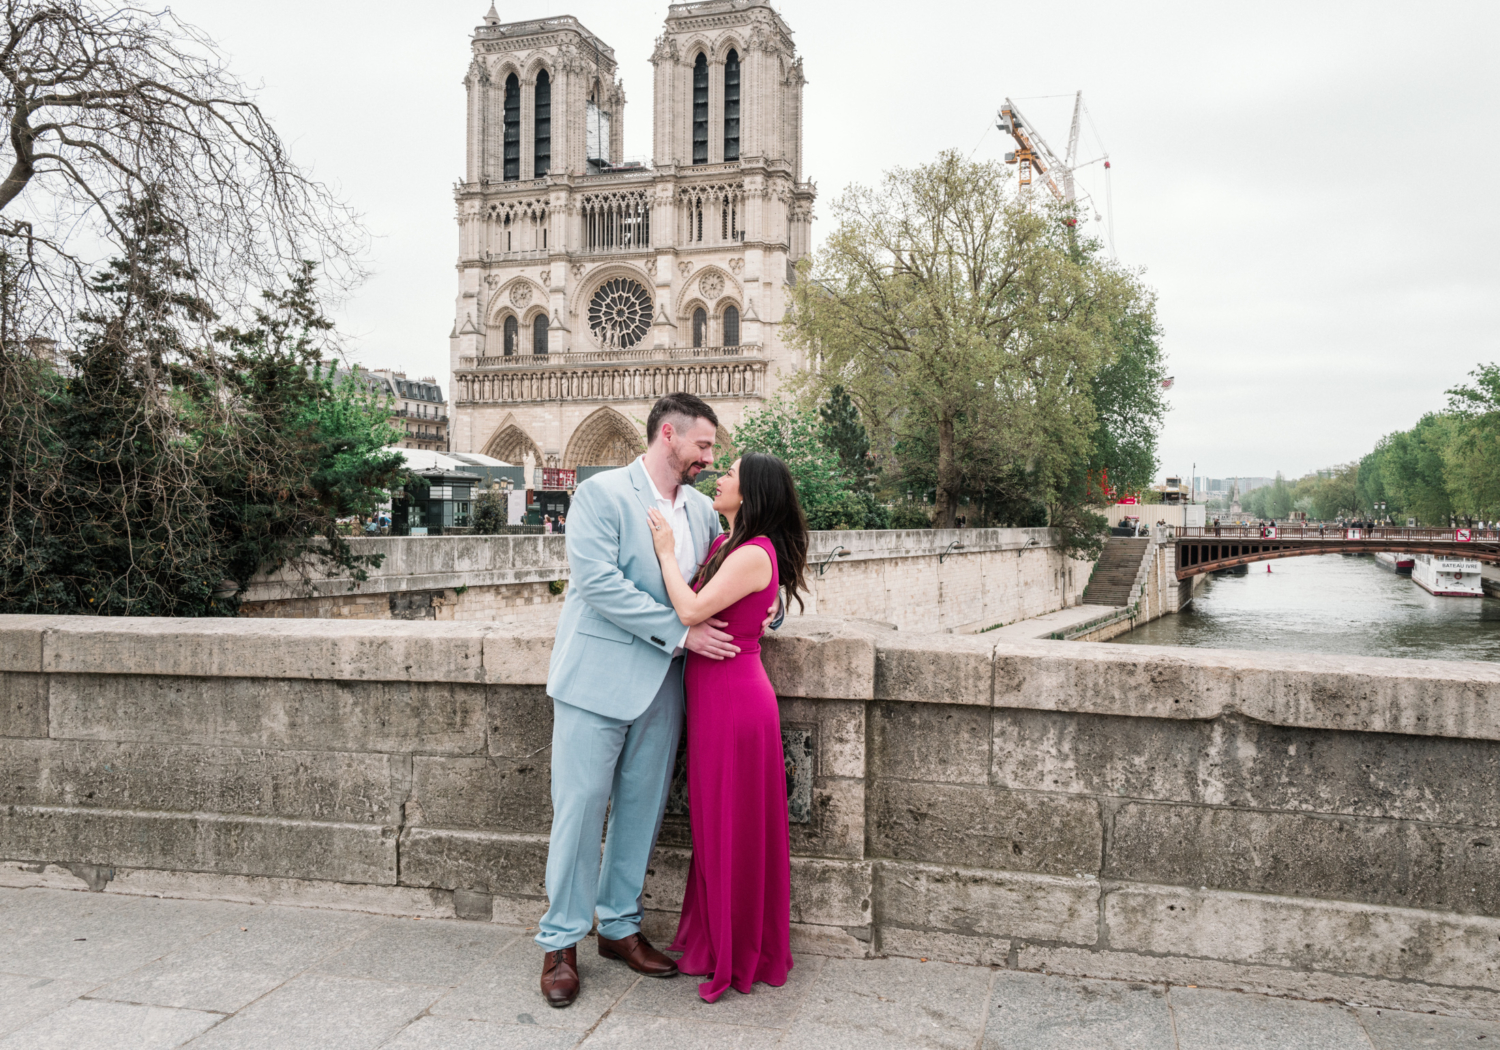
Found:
[448,1,815,469]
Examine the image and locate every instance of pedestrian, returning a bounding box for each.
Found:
[558,514,567,535]
[1213,517,1221,537]
[544,514,553,534]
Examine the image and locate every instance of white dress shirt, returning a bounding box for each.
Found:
[643,461,698,652]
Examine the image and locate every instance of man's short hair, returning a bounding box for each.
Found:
[646,392,719,443]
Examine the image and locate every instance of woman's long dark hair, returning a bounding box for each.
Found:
[694,452,809,611]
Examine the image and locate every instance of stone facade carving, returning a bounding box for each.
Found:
[450,2,816,468]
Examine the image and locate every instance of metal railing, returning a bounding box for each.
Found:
[1180,524,1500,542]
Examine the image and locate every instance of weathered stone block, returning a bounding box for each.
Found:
[789,777,865,860]
[482,623,555,686]
[993,641,1500,742]
[40,617,491,683]
[1104,883,1500,991]
[993,708,1500,827]
[871,702,990,785]
[0,804,396,884]
[1108,802,1500,916]
[777,698,864,779]
[876,861,1099,945]
[868,780,1102,877]
[644,846,870,928]
[762,618,875,700]
[484,685,553,759]
[0,617,57,673]
[879,926,1010,966]
[397,826,548,897]
[0,673,46,738]
[874,633,993,706]
[408,755,551,834]
[790,857,873,928]
[48,674,488,755]
[0,739,403,823]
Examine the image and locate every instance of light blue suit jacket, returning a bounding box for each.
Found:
[547,457,723,720]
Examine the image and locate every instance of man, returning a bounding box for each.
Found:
[537,393,752,1008]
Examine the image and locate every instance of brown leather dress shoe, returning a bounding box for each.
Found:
[597,932,679,978]
[540,946,579,1008]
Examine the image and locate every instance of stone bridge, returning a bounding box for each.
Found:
[2,614,1500,1017]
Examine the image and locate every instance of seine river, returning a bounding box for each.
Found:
[1111,553,1500,661]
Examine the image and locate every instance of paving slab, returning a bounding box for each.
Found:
[1358,1007,1500,1047]
[0,889,251,984]
[984,971,1176,1050]
[779,956,994,1050]
[579,1012,784,1049]
[382,1016,582,1049]
[0,972,99,1038]
[91,904,381,1012]
[310,916,523,987]
[613,953,825,1029]
[0,998,221,1050]
[1170,988,1374,1050]
[180,973,440,1049]
[430,932,640,1031]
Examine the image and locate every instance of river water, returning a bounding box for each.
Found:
[1111,554,1500,661]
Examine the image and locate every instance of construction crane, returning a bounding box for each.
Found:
[998,92,1115,253]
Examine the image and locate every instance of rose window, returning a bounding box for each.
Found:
[587,278,653,349]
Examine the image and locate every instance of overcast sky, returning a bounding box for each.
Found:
[171,0,1500,485]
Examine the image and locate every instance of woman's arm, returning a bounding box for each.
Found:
[648,509,773,626]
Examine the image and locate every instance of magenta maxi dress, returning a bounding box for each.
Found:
[669,535,793,1002]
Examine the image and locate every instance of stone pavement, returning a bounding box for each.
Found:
[0,887,1496,1049]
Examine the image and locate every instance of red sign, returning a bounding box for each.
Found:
[1347,528,1363,540]
[1456,528,1473,542]
[1265,527,1277,539]
[1116,497,1139,505]
[541,468,577,491]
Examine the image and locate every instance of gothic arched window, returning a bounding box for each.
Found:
[692,54,708,165]
[724,50,741,162]
[503,316,518,356]
[503,74,520,181]
[692,308,708,348]
[533,314,549,356]
[534,71,551,176]
[722,304,740,347]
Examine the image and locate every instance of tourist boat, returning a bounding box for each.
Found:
[1375,552,1415,575]
[1411,554,1483,597]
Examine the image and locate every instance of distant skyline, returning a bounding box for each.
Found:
[172,0,1500,482]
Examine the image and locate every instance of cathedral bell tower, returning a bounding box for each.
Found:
[449,3,816,471]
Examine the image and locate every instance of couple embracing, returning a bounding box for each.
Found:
[537,392,810,1006]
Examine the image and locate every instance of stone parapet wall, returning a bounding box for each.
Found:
[238,529,1092,633]
[3,614,1499,1015]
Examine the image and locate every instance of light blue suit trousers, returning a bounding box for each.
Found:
[535,661,683,949]
[534,459,720,950]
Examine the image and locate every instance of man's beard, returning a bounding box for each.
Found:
[678,461,704,485]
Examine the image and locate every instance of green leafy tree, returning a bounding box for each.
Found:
[787,150,1159,552]
[730,399,888,530]
[1085,293,1168,499]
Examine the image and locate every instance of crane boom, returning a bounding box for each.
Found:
[998,97,1067,201]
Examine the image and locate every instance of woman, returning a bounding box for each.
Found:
[645,452,809,1003]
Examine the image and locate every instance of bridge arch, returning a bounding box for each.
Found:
[1175,534,1500,579]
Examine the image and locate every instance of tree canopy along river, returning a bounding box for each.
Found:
[1112,553,1500,661]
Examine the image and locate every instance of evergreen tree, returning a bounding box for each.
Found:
[818,385,874,491]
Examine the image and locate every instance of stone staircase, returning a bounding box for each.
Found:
[1082,536,1152,607]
